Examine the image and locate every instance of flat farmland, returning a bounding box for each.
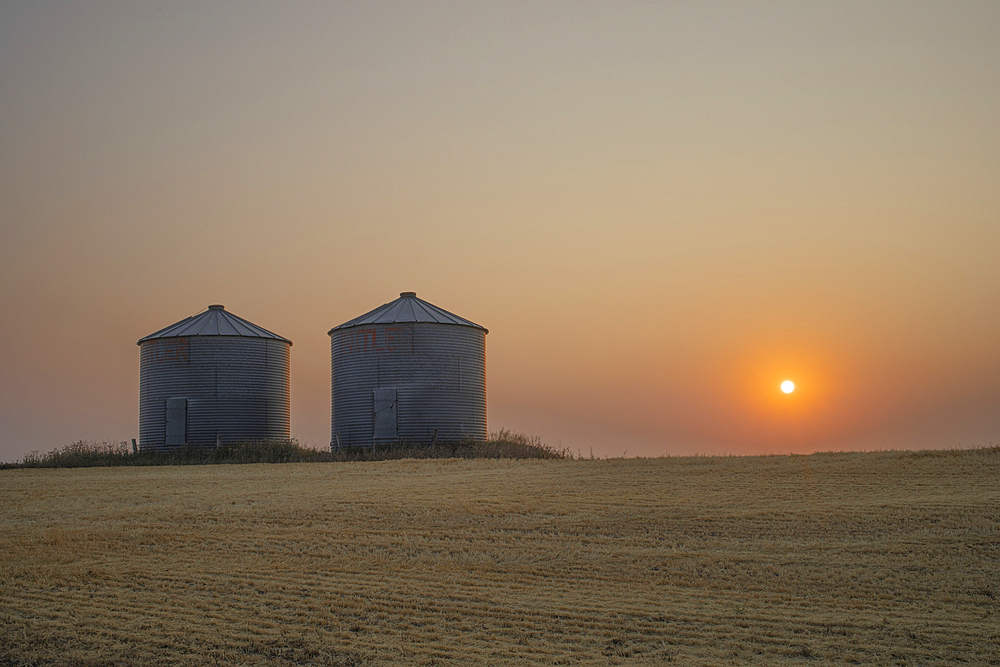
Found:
[1,449,997,666]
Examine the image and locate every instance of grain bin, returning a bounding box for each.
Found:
[137,305,291,451]
[329,292,487,448]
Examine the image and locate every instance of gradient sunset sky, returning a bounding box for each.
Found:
[2,1,998,461]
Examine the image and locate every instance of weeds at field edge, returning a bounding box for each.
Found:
[1,428,572,469]
[4,436,996,469]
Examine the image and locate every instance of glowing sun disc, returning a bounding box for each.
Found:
[781,380,795,394]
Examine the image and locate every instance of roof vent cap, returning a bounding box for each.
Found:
[208,304,225,310]
[400,292,417,297]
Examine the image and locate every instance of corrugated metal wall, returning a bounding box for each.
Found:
[138,336,290,450]
[331,323,486,447]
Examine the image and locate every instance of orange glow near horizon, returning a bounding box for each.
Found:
[697,345,848,450]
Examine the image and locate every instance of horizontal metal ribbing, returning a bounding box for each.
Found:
[331,323,486,448]
[139,337,290,450]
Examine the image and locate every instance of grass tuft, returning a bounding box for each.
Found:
[326,428,571,462]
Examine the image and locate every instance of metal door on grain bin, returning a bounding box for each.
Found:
[165,398,187,446]
[373,388,397,441]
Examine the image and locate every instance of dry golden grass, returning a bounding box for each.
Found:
[1,448,998,666]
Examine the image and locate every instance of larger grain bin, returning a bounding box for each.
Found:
[329,292,487,448]
[137,305,291,451]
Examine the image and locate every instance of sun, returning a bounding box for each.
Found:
[781,380,795,394]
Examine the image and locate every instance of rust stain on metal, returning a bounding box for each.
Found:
[342,326,413,355]
[148,337,190,363]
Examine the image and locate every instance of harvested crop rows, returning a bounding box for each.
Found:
[1,449,998,665]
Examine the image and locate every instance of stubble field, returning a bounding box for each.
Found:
[1,448,998,666]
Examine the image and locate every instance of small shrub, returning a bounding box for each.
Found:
[6,440,135,469]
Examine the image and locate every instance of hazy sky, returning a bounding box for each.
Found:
[2,1,998,461]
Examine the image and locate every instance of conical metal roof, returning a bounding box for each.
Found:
[137,305,292,345]
[328,292,488,334]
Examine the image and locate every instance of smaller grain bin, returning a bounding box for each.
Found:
[329,292,487,448]
[137,305,291,451]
